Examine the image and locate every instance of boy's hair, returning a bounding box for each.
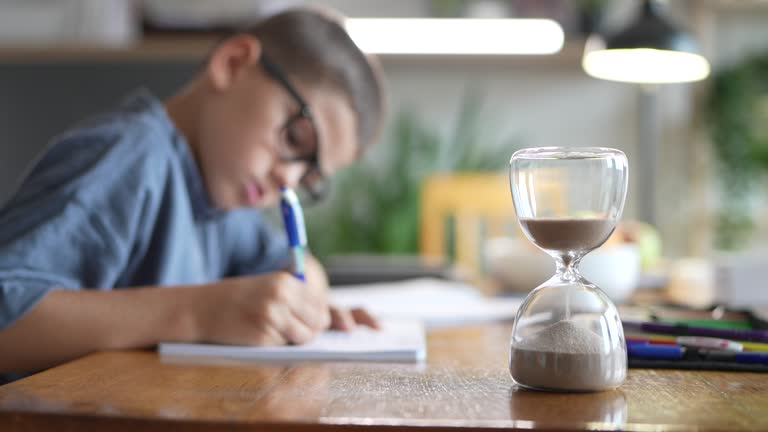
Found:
[246,8,385,152]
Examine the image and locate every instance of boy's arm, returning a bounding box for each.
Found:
[0,258,375,375]
[0,271,330,375]
[0,286,200,373]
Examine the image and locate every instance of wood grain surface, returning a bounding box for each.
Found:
[0,324,766,431]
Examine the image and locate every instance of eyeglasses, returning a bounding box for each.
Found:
[260,54,328,204]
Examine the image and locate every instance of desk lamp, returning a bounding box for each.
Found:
[581,0,710,226]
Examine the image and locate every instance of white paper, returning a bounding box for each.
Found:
[330,278,522,329]
[159,279,520,363]
[159,320,426,363]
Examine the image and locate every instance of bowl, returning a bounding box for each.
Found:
[485,237,641,304]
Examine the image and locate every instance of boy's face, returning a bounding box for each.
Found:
[194,36,359,210]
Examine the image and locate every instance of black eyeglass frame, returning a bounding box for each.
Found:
[260,54,329,203]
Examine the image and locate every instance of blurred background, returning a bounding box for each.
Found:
[1,0,767,307]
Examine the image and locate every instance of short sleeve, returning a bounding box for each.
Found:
[0,129,166,330]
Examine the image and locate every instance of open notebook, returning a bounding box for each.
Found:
[159,278,520,363]
[159,320,426,362]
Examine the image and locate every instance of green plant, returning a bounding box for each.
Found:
[429,0,466,18]
[578,0,607,12]
[305,92,519,259]
[708,53,768,250]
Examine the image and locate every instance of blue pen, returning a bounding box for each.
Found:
[279,187,307,281]
[627,342,685,360]
[701,350,768,365]
[629,341,768,365]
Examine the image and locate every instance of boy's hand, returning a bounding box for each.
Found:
[300,255,380,332]
[193,272,330,346]
[329,306,381,332]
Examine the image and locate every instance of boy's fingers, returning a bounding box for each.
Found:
[264,302,315,345]
[251,324,286,346]
[283,313,317,345]
[329,306,356,332]
[350,308,381,330]
[286,287,329,332]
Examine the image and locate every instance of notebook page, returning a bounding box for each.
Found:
[330,278,522,328]
[159,320,426,362]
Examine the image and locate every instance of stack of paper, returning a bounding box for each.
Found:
[159,320,426,362]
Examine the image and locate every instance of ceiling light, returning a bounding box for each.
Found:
[345,18,564,55]
[582,0,710,83]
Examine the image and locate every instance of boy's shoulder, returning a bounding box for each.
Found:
[10,90,186,203]
[46,89,179,175]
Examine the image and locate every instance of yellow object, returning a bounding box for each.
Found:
[420,172,569,278]
[420,174,514,277]
[419,173,565,278]
[631,221,663,270]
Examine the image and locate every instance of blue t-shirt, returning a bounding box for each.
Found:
[0,89,291,339]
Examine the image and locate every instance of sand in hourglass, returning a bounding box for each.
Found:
[519,218,614,252]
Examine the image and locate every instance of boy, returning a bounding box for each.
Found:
[0,8,384,382]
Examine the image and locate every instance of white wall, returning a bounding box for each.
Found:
[380,58,641,204]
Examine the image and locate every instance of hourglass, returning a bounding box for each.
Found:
[508,147,629,392]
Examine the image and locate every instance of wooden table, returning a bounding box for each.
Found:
[0,324,766,431]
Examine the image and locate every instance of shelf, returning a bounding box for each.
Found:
[0,34,586,66]
[0,35,220,64]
